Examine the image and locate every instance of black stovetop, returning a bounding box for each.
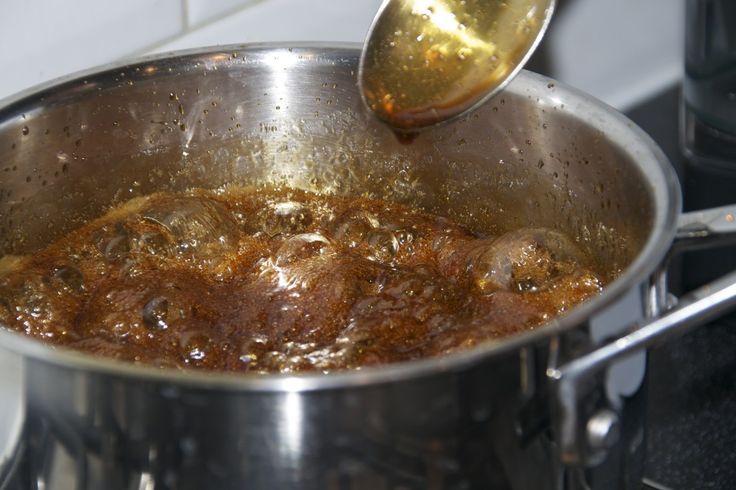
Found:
[626,88,736,490]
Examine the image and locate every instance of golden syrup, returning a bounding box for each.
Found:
[360,0,551,129]
[0,187,601,373]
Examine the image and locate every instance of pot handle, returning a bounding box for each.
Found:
[548,204,736,467]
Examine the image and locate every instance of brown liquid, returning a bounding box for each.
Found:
[360,0,550,129]
[0,187,602,373]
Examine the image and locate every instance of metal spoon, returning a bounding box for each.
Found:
[359,0,556,130]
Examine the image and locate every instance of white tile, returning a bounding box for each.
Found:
[0,0,184,100]
[186,0,256,27]
[152,0,384,53]
[544,0,684,109]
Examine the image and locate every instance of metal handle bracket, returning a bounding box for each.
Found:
[549,205,736,466]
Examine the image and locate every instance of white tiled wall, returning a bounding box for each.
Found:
[186,0,259,27]
[0,0,185,100]
[0,0,683,110]
[153,0,385,53]
[545,0,684,110]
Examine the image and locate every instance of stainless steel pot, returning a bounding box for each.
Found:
[0,44,734,490]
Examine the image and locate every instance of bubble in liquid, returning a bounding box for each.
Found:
[135,231,173,256]
[143,296,169,330]
[251,333,269,345]
[238,334,269,366]
[95,223,131,261]
[329,209,379,247]
[261,350,287,370]
[383,271,437,300]
[176,330,212,364]
[364,230,400,263]
[6,272,84,340]
[275,233,333,266]
[259,201,313,237]
[260,252,340,291]
[468,228,586,292]
[239,353,257,364]
[140,196,238,254]
[394,228,416,246]
[52,265,84,292]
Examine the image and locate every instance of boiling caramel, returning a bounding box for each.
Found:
[0,187,602,373]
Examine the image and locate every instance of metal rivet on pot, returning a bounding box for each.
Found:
[586,409,621,450]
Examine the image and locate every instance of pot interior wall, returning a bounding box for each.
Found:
[0,47,653,280]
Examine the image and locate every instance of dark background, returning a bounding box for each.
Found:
[526,2,736,485]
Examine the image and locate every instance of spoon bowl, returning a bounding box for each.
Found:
[359,0,555,130]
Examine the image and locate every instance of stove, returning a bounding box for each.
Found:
[626,86,736,490]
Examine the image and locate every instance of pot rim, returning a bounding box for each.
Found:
[0,42,681,391]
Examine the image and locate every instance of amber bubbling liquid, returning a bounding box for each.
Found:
[0,187,602,373]
[361,0,549,130]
